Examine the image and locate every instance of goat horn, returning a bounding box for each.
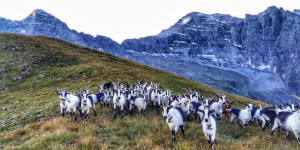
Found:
[182,88,188,94]
[188,88,192,94]
[63,87,68,91]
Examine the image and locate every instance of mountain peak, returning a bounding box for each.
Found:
[24,9,54,21]
[31,9,48,17]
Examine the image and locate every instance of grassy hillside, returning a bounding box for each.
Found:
[0,33,298,149]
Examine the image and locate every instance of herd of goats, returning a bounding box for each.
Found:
[56,81,300,149]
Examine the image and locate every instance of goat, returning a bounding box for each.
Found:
[260,105,277,130]
[166,106,185,144]
[113,88,126,118]
[230,103,253,128]
[150,88,161,114]
[222,100,234,118]
[179,95,192,121]
[271,107,300,143]
[197,98,212,123]
[190,101,202,121]
[200,102,217,150]
[83,87,106,110]
[250,105,262,125]
[56,88,68,117]
[58,88,82,121]
[129,95,147,116]
[80,89,97,120]
[285,101,298,112]
[191,91,200,102]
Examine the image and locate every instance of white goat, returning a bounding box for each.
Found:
[150,88,161,114]
[166,107,185,144]
[129,95,147,116]
[56,88,68,117]
[80,90,97,120]
[209,94,226,120]
[179,95,192,121]
[113,88,126,118]
[201,103,217,150]
[59,88,82,121]
[191,91,200,102]
[230,103,253,128]
[271,108,300,144]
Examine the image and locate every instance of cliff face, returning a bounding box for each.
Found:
[121,7,300,103]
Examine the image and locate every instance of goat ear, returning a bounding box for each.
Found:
[56,91,60,95]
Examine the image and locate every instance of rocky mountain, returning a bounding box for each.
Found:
[0,9,122,54]
[121,6,300,104]
[1,7,299,103]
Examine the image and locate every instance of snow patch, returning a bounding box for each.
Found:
[182,17,191,24]
[173,41,187,44]
[186,27,197,31]
[257,64,271,70]
[201,54,218,62]
[273,67,277,73]
[170,47,174,50]
[224,38,231,42]
[247,59,255,69]
[174,32,189,36]
[233,42,242,48]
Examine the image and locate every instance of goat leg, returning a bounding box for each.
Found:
[237,119,242,128]
[172,130,177,143]
[114,108,116,119]
[286,131,291,141]
[180,125,185,138]
[93,108,97,117]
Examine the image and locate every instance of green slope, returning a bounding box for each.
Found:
[0,33,297,149]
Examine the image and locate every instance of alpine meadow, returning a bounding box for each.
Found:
[1,33,300,150]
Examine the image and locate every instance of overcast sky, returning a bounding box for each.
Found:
[0,0,299,43]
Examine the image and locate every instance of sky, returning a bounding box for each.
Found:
[0,0,299,43]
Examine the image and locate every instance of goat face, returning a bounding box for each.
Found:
[116,89,121,101]
[162,106,168,119]
[58,91,68,102]
[203,106,214,123]
[81,92,89,105]
[246,103,253,110]
[202,99,211,108]
[286,103,297,112]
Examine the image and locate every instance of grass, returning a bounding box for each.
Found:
[0,33,297,149]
